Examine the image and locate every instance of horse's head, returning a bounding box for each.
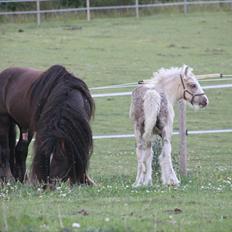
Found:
[180,65,208,108]
[49,140,86,184]
[49,141,71,183]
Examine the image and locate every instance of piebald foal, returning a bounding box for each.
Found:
[130,65,208,187]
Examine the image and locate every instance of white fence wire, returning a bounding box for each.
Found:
[1,0,232,25]
[93,129,232,139]
[91,83,232,98]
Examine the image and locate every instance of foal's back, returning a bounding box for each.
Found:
[130,84,159,122]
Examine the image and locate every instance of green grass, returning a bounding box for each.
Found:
[1,11,232,232]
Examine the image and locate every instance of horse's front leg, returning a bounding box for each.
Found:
[14,130,33,182]
[0,116,13,182]
[159,127,180,186]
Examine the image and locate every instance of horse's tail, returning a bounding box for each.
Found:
[143,89,161,141]
[29,65,94,184]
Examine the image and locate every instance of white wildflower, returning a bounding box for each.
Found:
[72,223,81,228]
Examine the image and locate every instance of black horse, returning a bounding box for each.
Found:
[0,65,95,185]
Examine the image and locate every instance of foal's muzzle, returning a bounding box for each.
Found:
[199,95,208,107]
[183,90,206,105]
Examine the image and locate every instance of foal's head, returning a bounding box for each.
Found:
[180,65,208,108]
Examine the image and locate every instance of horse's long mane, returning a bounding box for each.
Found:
[29,65,95,183]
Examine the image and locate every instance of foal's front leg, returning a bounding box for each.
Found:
[159,127,180,186]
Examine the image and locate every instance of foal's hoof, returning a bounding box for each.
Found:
[132,182,141,188]
[168,182,180,187]
[144,180,153,187]
[164,179,180,187]
[132,181,152,188]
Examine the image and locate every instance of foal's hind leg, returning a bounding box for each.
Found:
[159,126,180,186]
[0,115,13,181]
[132,124,153,187]
[143,144,153,186]
[14,130,33,182]
[133,144,146,187]
[133,142,153,187]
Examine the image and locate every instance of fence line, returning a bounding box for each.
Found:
[92,83,232,98]
[90,74,232,91]
[93,128,232,139]
[1,0,232,25]
[90,77,232,91]
[28,128,232,141]
[0,0,48,2]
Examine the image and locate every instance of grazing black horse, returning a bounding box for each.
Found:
[0,65,95,185]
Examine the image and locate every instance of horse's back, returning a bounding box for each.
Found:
[0,67,42,128]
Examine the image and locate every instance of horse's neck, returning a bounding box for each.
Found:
[155,76,182,105]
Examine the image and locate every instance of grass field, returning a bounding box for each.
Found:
[0,11,232,232]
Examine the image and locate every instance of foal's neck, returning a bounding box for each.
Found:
[156,75,182,105]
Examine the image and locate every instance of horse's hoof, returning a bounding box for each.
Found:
[0,168,14,183]
[85,175,96,186]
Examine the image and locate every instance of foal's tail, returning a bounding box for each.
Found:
[143,90,161,141]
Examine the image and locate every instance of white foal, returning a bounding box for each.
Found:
[130,65,208,187]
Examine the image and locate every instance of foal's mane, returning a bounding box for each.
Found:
[151,66,193,84]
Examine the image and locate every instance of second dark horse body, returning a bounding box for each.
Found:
[0,65,94,185]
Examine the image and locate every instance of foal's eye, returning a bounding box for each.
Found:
[190,84,197,89]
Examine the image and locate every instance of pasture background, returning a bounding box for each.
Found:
[0,10,232,232]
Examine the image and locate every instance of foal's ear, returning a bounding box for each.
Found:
[182,64,189,77]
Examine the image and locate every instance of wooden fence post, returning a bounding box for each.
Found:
[86,0,90,21]
[179,99,188,176]
[36,0,41,26]
[135,0,139,18]
[184,0,188,15]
